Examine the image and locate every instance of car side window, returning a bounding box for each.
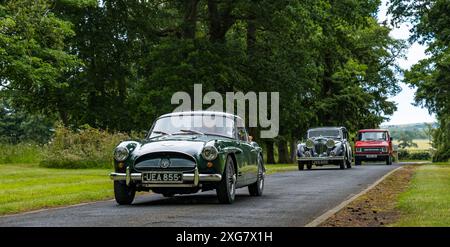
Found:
[235,118,248,142]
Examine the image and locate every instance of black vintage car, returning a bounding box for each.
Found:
[296,127,353,170]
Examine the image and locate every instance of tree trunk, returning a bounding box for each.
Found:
[265,140,275,164]
[277,139,289,164]
[207,0,235,42]
[289,138,297,163]
[182,0,199,39]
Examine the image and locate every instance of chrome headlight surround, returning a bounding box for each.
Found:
[201,145,218,161]
[382,147,387,152]
[305,139,314,149]
[326,139,335,148]
[114,146,129,162]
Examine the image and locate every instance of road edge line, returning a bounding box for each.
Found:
[304,166,404,227]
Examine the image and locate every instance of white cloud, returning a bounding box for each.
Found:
[378,0,436,125]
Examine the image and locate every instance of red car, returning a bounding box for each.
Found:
[354,129,394,165]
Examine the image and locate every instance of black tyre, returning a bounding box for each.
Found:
[298,162,304,170]
[114,181,136,205]
[346,155,352,169]
[386,156,392,165]
[217,156,237,204]
[307,164,313,170]
[248,157,265,196]
[339,160,346,169]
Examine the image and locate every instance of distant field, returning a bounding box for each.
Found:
[393,139,432,150]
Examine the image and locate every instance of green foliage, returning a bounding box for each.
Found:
[1,0,405,164]
[0,143,43,164]
[0,99,54,144]
[389,0,450,162]
[40,124,130,169]
[398,132,418,149]
[0,0,81,122]
[398,149,432,161]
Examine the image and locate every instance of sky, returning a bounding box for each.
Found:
[378,0,436,126]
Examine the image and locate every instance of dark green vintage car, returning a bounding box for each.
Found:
[109,111,265,204]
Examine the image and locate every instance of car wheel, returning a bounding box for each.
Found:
[339,160,346,169]
[298,162,304,170]
[346,155,352,169]
[114,181,136,205]
[248,157,265,196]
[217,156,237,204]
[386,156,392,165]
[307,164,312,170]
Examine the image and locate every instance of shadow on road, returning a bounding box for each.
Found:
[131,193,254,207]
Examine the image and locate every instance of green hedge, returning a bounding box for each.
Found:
[40,125,131,169]
[398,149,432,161]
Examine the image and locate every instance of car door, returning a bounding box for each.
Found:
[236,118,257,185]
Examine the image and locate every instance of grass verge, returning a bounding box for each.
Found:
[394,162,450,226]
[0,163,112,216]
[265,163,297,175]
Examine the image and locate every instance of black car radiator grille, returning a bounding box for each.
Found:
[314,142,328,155]
[134,152,196,172]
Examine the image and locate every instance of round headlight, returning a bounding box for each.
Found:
[114,146,129,162]
[305,139,314,149]
[326,139,335,148]
[201,146,218,161]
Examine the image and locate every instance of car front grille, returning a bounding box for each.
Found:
[134,152,196,172]
[314,142,328,156]
[361,147,383,152]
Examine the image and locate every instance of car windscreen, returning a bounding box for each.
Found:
[308,129,340,138]
[149,115,235,138]
[359,132,387,141]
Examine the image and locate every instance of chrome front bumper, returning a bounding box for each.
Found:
[297,156,345,161]
[109,167,222,188]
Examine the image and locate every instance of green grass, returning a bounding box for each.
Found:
[0,143,43,164]
[265,163,297,175]
[394,162,450,226]
[0,163,112,215]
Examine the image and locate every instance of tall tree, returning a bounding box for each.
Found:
[0,0,81,125]
[389,0,450,161]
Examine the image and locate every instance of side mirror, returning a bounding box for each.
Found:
[248,135,253,142]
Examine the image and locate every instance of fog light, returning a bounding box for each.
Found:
[304,151,311,157]
[118,162,124,169]
[207,162,213,168]
[330,151,335,157]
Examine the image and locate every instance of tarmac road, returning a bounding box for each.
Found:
[0,162,416,227]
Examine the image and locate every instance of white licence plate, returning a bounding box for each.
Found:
[142,172,183,183]
[313,160,328,165]
[366,155,377,158]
